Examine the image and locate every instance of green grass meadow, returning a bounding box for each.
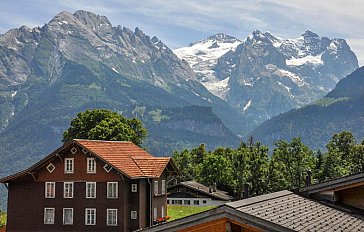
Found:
[167,205,216,221]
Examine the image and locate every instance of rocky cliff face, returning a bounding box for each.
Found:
[175,30,359,131]
[0,10,242,177]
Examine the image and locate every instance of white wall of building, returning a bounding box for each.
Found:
[167,197,228,206]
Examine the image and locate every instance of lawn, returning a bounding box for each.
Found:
[167,205,216,221]
[0,212,6,226]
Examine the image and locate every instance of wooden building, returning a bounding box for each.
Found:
[300,171,364,213]
[141,190,364,232]
[168,181,232,206]
[0,139,177,232]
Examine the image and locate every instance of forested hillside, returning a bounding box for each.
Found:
[250,67,364,149]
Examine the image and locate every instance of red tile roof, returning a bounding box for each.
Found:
[0,139,177,183]
[75,139,174,178]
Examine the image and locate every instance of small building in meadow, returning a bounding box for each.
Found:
[0,139,178,232]
[167,181,232,206]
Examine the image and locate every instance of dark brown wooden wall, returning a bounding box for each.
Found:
[337,185,364,210]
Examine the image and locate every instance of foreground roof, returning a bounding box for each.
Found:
[170,180,233,201]
[142,190,364,232]
[299,171,364,195]
[0,139,177,182]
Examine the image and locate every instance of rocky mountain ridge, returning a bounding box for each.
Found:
[175,30,358,131]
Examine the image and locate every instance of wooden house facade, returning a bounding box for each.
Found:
[0,139,177,232]
[167,181,232,206]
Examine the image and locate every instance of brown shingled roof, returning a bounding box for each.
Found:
[142,190,364,232]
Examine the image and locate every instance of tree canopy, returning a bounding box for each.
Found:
[172,131,363,199]
[63,109,147,146]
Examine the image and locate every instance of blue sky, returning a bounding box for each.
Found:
[0,0,363,65]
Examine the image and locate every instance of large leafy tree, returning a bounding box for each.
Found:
[272,138,314,189]
[63,109,147,146]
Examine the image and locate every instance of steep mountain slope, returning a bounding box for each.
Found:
[175,31,358,131]
[250,67,364,149]
[174,33,241,99]
[0,10,242,177]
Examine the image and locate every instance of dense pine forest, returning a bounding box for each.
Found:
[172,131,364,199]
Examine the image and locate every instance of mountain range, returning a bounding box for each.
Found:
[250,66,364,149]
[0,10,361,180]
[175,31,358,131]
[0,10,242,177]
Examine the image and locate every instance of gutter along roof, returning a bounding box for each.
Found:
[0,139,177,182]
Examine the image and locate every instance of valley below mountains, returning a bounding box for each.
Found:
[0,10,361,180]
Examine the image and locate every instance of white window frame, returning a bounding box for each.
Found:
[70,146,78,154]
[107,209,118,226]
[46,163,55,173]
[130,210,137,220]
[44,208,55,224]
[107,182,118,199]
[86,182,96,198]
[153,207,158,221]
[161,180,166,194]
[154,181,159,195]
[45,182,55,198]
[63,208,73,225]
[64,158,74,174]
[131,184,137,193]
[103,164,112,173]
[85,208,96,225]
[87,158,96,173]
[64,182,74,198]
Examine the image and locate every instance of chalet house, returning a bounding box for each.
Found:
[167,181,232,206]
[0,139,177,232]
[141,173,364,232]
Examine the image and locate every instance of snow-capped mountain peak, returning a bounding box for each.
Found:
[174,30,358,131]
[174,33,241,99]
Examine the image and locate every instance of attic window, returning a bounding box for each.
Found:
[71,147,77,155]
[70,147,78,155]
[82,148,88,154]
[103,164,112,173]
[46,163,55,173]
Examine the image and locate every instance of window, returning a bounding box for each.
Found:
[154,181,159,195]
[64,182,74,198]
[184,200,190,205]
[64,158,74,174]
[107,182,118,198]
[63,208,73,225]
[130,210,137,220]
[161,206,165,218]
[85,208,96,225]
[87,158,96,173]
[44,208,55,224]
[203,200,207,204]
[194,200,200,205]
[45,182,55,198]
[161,180,166,194]
[70,146,78,154]
[86,182,96,198]
[46,163,55,173]
[131,184,137,192]
[153,207,157,221]
[167,200,170,204]
[103,164,112,173]
[107,209,118,226]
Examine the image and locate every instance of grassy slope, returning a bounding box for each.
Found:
[167,205,216,221]
[0,212,5,226]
